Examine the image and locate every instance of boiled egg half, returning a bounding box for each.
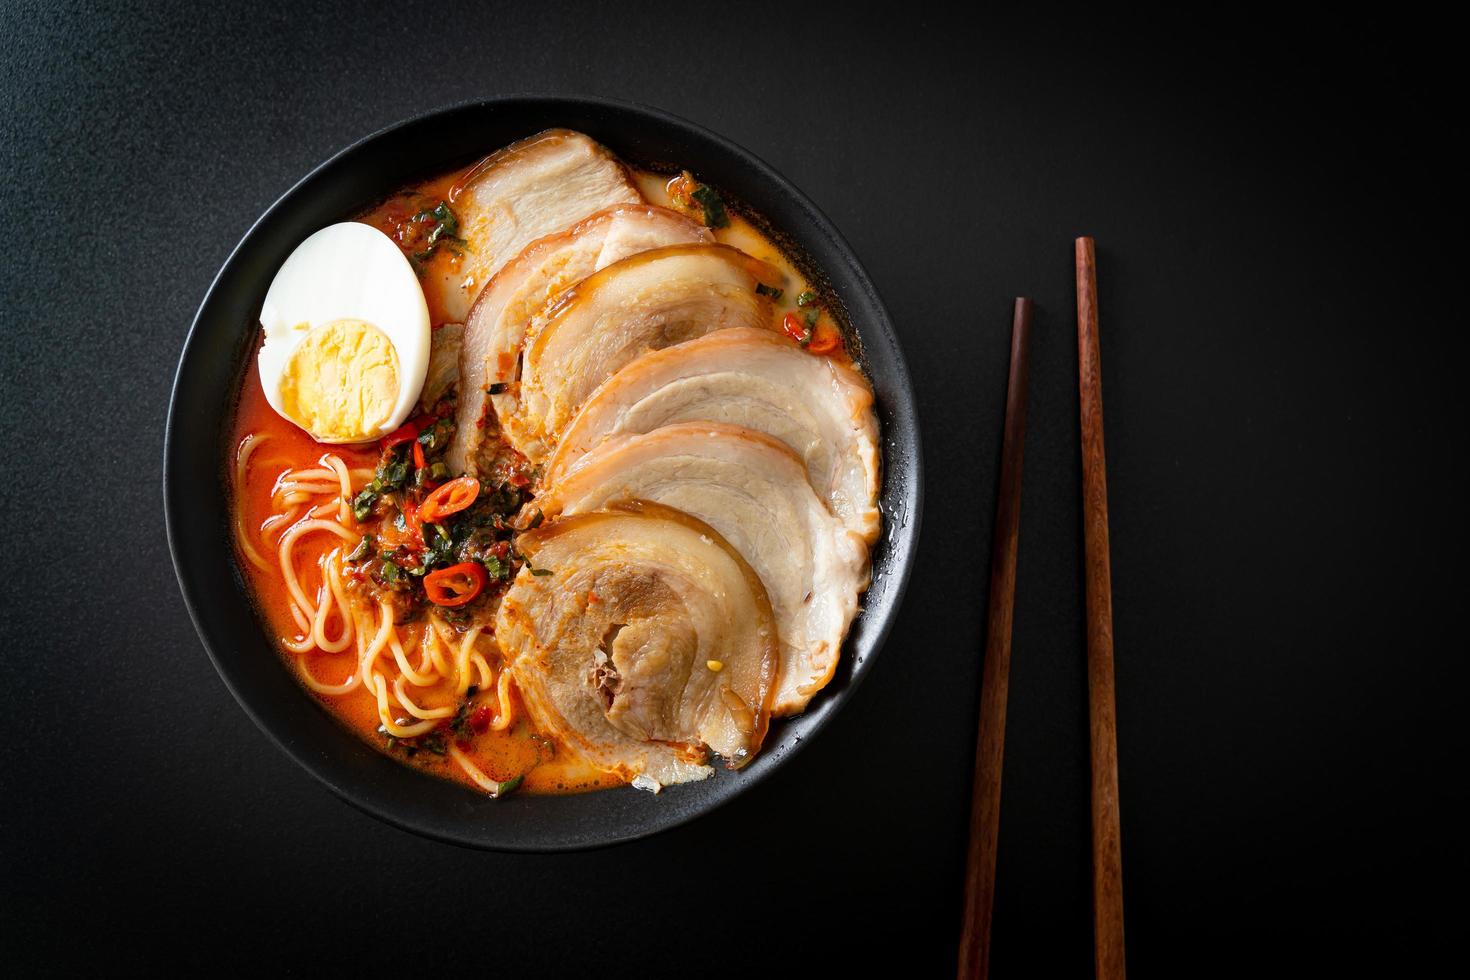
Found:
[258,222,430,443]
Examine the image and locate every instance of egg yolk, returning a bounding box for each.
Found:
[278,318,400,442]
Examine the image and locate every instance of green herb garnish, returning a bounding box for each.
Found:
[421,529,457,570]
[377,447,411,491]
[756,283,783,300]
[346,534,375,562]
[491,774,523,798]
[449,697,475,738]
[690,185,729,228]
[416,416,455,451]
[410,201,465,261]
[427,202,457,240]
[796,290,819,307]
[357,445,411,520]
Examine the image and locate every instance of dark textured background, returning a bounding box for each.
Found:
[1,2,1460,975]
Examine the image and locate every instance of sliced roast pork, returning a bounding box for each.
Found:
[536,422,868,716]
[547,327,881,544]
[497,502,778,787]
[503,244,776,462]
[418,322,464,411]
[430,129,640,324]
[446,205,710,475]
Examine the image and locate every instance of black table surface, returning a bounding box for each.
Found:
[2,4,1459,974]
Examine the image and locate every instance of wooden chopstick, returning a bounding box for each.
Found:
[1075,237,1126,980]
[957,297,1034,980]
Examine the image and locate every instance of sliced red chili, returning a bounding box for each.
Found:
[470,705,494,733]
[424,562,487,607]
[419,476,480,523]
[412,440,426,471]
[399,499,424,548]
[380,420,422,451]
[781,311,810,345]
[807,323,842,355]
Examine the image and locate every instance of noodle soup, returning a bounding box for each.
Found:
[230,131,876,799]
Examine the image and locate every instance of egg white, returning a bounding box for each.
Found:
[257,222,431,443]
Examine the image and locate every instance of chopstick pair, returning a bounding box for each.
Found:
[957,239,1126,980]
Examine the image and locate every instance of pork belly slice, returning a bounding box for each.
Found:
[497,502,778,787]
[418,322,464,411]
[446,205,710,476]
[504,243,777,463]
[548,327,882,545]
[429,129,641,324]
[537,422,869,716]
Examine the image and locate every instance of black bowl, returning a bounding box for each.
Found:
[165,96,923,851]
